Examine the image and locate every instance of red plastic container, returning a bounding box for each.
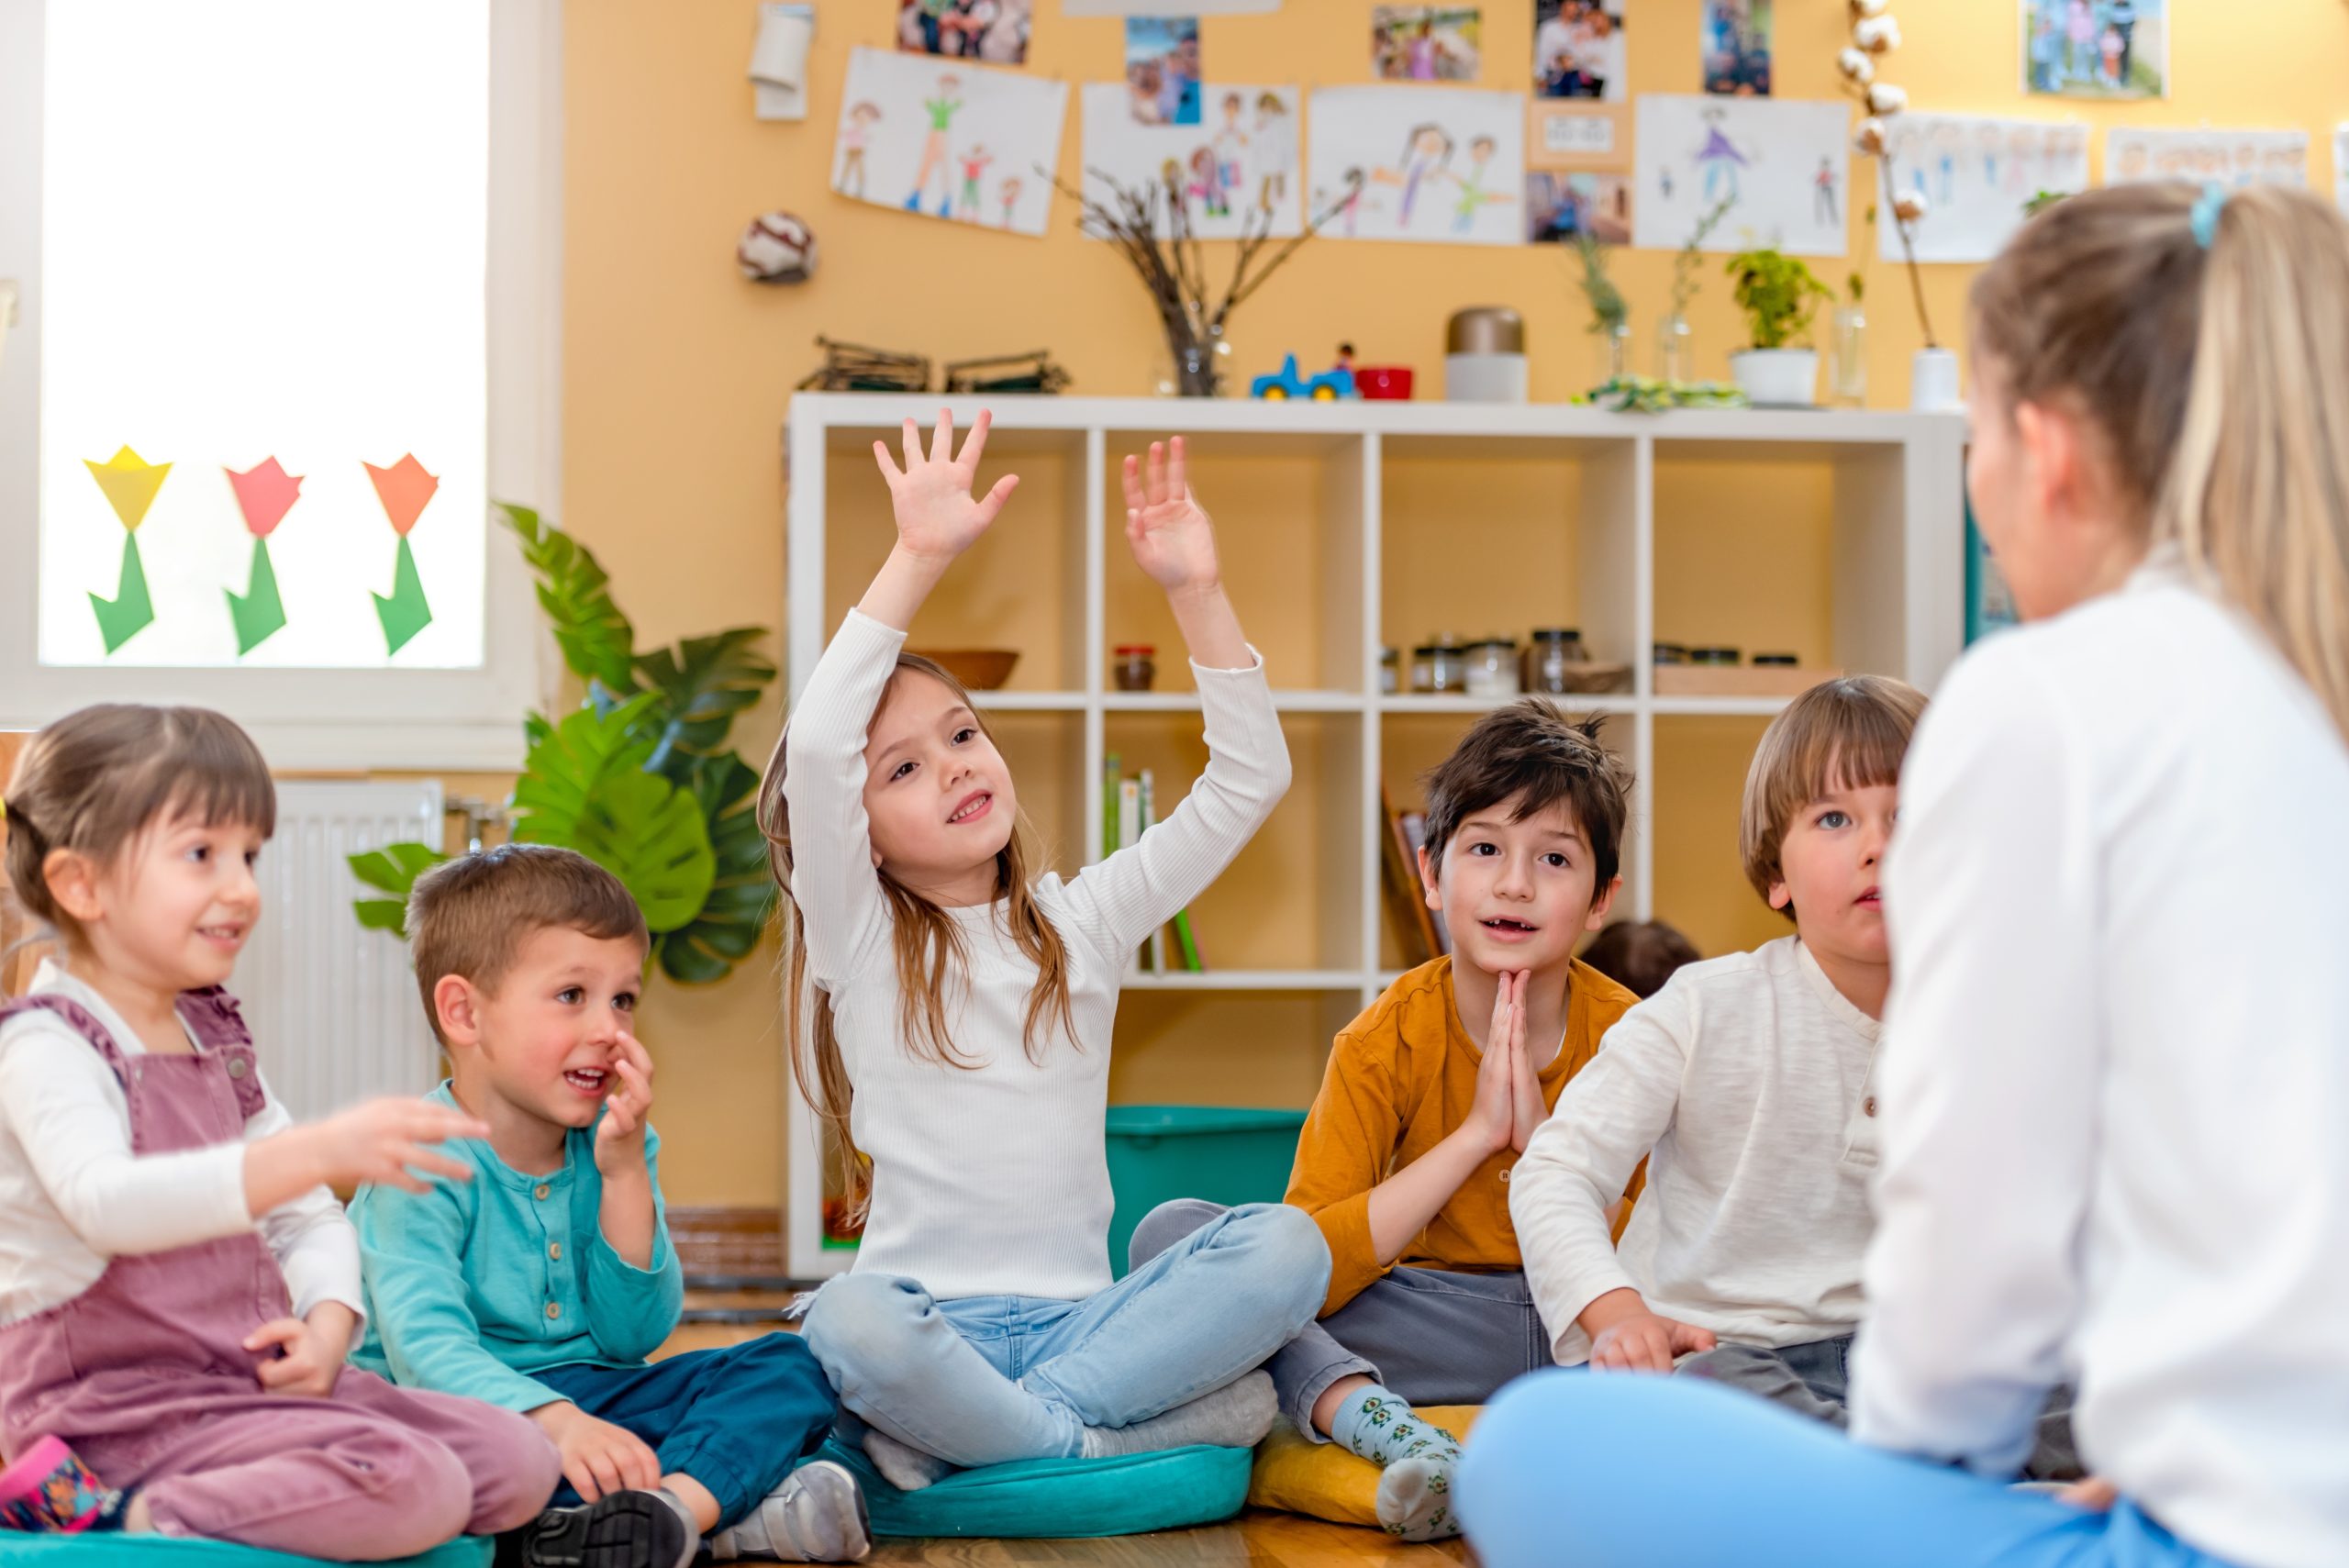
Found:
[1354,365,1414,400]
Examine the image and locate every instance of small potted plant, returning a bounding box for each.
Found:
[1724,249,1832,407]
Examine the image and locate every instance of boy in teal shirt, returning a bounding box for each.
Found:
[351,845,864,1567]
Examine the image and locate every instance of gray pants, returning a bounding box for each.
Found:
[1130,1199,1553,1444]
[1676,1337,2084,1481]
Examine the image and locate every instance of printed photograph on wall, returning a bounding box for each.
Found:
[2104,128,2307,188]
[1308,85,1527,245]
[1125,17,1203,125]
[1701,0,1771,96]
[896,0,1032,67]
[832,48,1067,235]
[1526,172,1632,244]
[1533,0,1626,102]
[1081,83,1302,237]
[1878,116,2088,263]
[1373,6,1481,83]
[2022,0,2164,100]
[1632,95,1849,257]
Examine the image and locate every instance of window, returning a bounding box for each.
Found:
[0,1,559,768]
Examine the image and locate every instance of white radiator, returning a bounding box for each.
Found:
[236,780,447,1123]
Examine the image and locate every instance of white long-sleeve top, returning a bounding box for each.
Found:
[0,959,365,1329]
[1851,552,2349,1568]
[784,608,1290,1302]
[1511,935,1881,1363]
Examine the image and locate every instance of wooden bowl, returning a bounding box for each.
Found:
[910,648,1019,690]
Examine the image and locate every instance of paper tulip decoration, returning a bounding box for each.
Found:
[83,447,168,653]
[365,454,439,655]
[224,457,301,654]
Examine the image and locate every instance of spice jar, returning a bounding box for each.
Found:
[1465,639,1520,699]
[1653,642,1690,665]
[1690,646,1741,667]
[1423,638,1468,694]
[1380,646,1400,695]
[1753,652,1798,667]
[1113,644,1157,691]
[1524,628,1588,694]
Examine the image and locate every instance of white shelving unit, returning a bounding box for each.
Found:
[780,393,1966,1277]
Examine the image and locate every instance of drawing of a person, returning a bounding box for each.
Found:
[1694,109,1747,206]
[1212,92,1249,212]
[957,144,995,219]
[1814,156,1840,227]
[1933,121,1960,205]
[2006,124,2037,195]
[907,74,963,215]
[996,173,1023,228]
[1977,122,2003,189]
[838,101,882,199]
[1252,93,1296,212]
[1337,166,1366,237]
[1375,122,1455,228]
[1189,146,1226,217]
[1449,135,1514,235]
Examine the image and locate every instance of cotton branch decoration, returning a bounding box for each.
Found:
[1048,162,1362,396]
[1839,0,1938,349]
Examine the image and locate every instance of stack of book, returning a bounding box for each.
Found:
[1104,753,1206,973]
[1381,784,1453,968]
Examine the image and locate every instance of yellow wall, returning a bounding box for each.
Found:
[559,0,2349,1204]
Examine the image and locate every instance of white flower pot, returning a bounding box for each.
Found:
[1910,347,1963,411]
[1729,348,1819,408]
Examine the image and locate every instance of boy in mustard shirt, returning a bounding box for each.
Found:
[1129,700,1639,1540]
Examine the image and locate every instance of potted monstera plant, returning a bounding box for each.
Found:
[349,506,778,985]
[1725,248,1833,408]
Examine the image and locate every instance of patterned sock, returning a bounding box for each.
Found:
[0,1438,127,1533]
[1328,1386,1464,1542]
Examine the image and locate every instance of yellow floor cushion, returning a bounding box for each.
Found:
[1247,1406,1481,1528]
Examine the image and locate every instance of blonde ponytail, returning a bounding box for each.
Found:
[1972,183,2349,744]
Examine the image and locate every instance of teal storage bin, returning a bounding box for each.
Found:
[1103,1105,1307,1276]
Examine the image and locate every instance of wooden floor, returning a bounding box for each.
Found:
[665,1297,1471,1568]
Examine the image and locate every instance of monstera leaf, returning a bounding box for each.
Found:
[656,752,778,984]
[497,504,638,696]
[347,840,453,937]
[634,628,777,775]
[508,695,716,932]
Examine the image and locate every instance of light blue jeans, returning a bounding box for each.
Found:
[1458,1373,2243,1568]
[801,1202,1330,1468]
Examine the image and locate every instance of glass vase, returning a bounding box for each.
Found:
[1591,320,1632,387]
[1830,304,1868,406]
[1654,312,1694,384]
[1155,312,1231,397]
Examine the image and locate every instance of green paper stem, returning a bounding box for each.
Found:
[227,536,288,655]
[90,533,155,654]
[373,534,433,654]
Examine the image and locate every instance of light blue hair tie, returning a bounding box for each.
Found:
[2190,181,2228,250]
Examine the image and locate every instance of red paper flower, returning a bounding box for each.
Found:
[226,457,303,539]
[364,454,440,537]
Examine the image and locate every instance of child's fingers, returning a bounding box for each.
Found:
[255,1355,309,1391]
[973,473,1020,528]
[395,1145,475,1184]
[1119,454,1146,514]
[955,407,995,473]
[243,1317,306,1353]
[584,1450,623,1502]
[930,406,955,465]
[615,1029,655,1079]
[872,440,903,486]
[1145,440,1167,506]
[600,1097,638,1138]
[624,1440,662,1491]
[411,1104,493,1143]
[1167,435,1188,499]
[900,417,922,473]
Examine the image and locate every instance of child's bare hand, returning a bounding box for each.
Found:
[593,1030,656,1178]
[873,408,1019,563]
[1120,437,1223,594]
[1464,970,1522,1155]
[1588,1310,1717,1373]
[1502,969,1548,1151]
[532,1403,661,1502]
[2058,1477,2119,1511]
[245,1303,356,1398]
[305,1098,489,1193]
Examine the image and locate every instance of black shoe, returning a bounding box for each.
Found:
[499,1490,690,1568]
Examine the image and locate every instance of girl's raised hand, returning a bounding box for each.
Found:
[873,407,1020,563]
[1121,437,1222,594]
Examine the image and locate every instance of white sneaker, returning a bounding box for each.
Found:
[709,1461,872,1563]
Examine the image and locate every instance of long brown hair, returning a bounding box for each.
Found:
[757,653,1076,1222]
[1971,182,2349,743]
[3,705,277,986]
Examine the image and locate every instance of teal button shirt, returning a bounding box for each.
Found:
[350,1082,685,1413]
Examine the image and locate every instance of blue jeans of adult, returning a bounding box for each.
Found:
[535,1333,839,1530]
[1458,1372,2244,1568]
[801,1202,1330,1469]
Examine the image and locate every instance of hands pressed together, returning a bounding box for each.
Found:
[1464,969,1551,1157]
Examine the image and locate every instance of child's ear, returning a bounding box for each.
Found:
[1416,844,1443,911]
[1584,874,1622,931]
[1767,879,1793,913]
[433,974,486,1050]
[39,848,103,927]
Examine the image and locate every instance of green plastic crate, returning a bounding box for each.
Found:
[1103,1105,1307,1277]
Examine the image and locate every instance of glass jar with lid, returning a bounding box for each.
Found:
[1524,628,1589,694]
[1380,646,1400,695]
[1465,639,1520,699]
[1113,644,1157,691]
[1421,637,1468,694]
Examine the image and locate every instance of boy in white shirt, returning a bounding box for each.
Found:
[1508,676,2075,1473]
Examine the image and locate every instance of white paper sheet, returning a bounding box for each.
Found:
[2104,128,2308,189]
[1632,95,1849,257]
[1305,85,1527,246]
[831,48,1069,237]
[1876,115,2087,263]
[1080,83,1302,239]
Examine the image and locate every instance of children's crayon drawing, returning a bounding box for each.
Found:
[1307,86,1526,246]
[2104,128,2308,190]
[2022,0,2164,101]
[832,48,1067,236]
[1877,115,2087,263]
[1081,83,1302,238]
[1632,95,1847,256]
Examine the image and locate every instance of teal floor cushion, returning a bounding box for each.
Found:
[0,1538,488,1567]
[815,1438,1252,1539]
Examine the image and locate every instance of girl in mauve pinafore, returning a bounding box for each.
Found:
[0,985,560,1559]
